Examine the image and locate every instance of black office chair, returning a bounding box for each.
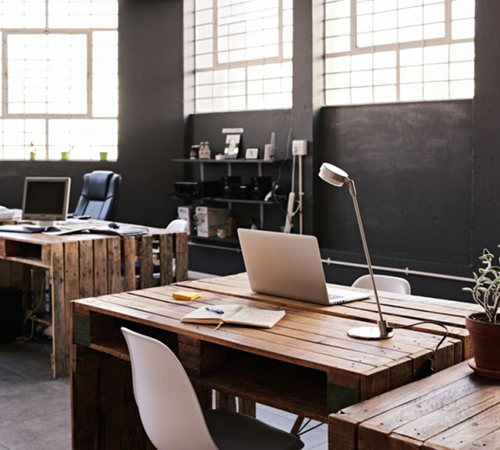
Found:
[74,170,122,221]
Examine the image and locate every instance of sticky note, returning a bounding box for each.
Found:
[172,291,202,301]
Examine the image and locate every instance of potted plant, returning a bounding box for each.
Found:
[29,142,36,161]
[463,248,500,379]
[61,145,73,161]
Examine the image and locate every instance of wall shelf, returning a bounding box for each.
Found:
[172,158,284,164]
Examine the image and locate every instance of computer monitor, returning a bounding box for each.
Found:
[22,177,71,227]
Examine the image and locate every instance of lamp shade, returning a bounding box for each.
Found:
[318,163,349,187]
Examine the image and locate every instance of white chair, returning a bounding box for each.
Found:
[166,219,189,233]
[121,327,304,450]
[352,274,411,295]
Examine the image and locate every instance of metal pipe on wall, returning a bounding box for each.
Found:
[322,258,474,283]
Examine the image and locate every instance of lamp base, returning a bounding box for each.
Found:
[348,326,394,340]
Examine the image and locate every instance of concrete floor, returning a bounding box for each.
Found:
[0,340,327,450]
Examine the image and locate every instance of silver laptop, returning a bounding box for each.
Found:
[238,229,369,305]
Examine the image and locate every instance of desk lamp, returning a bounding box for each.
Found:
[319,163,393,340]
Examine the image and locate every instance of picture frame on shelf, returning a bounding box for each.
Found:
[245,148,259,160]
[224,134,241,159]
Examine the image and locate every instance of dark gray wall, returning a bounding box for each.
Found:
[0,0,185,228]
[1,0,499,301]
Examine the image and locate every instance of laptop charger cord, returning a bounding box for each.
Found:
[390,321,449,379]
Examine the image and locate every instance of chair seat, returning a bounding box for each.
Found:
[204,410,304,450]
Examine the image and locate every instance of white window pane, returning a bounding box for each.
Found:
[326,18,350,37]
[424,81,448,100]
[326,56,351,73]
[373,29,397,46]
[424,22,445,39]
[423,3,445,23]
[356,15,372,34]
[424,45,448,64]
[374,85,396,102]
[450,42,474,62]
[424,63,448,82]
[373,0,397,13]
[326,73,350,89]
[357,33,373,48]
[325,88,351,105]
[325,1,350,20]
[373,11,397,31]
[229,96,245,111]
[398,26,423,43]
[450,79,474,98]
[401,66,423,83]
[452,18,474,40]
[400,83,423,101]
[196,71,214,85]
[247,94,264,110]
[351,70,372,87]
[399,0,423,8]
[401,48,423,66]
[398,6,422,27]
[357,2,373,15]
[452,0,475,20]
[374,51,396,69]
[374,68,396,85]
[450,61,474,80]
[351,86,373,103]
[326,35,350,54]
[351,53,373,71]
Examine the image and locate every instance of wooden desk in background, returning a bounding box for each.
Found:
[70,274,473,449]
[0,223,188,377]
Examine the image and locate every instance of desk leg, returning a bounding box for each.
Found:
[51,243,67,378]
[71,344,151,449]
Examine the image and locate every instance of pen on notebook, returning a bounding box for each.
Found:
[205,306,224,314]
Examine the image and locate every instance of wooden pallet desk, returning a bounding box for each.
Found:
[71,283,460,449]
[330,361,500,450]
[0,225,188,377]
[176,273,478,361]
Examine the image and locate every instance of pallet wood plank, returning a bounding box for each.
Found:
[139,235,154,289]
[175,232,188,282]
[79,240,94,299]
[159,234,174,286]
[107,237,121,294]
[51,243,66,377]
[122,237,136,292]
[93,239,108,297]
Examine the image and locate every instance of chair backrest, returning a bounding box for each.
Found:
[166,219,189,233]
[74,170,122,221]
[352,274,411,295]
[121,328,218,450]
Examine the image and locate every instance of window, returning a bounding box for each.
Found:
[324,0,475,105]
[0,0,118,161]
[193,0,293,113]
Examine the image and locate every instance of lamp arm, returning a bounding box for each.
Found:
[347,179,390,337]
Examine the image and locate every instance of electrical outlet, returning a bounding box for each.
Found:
[292,140,307,156]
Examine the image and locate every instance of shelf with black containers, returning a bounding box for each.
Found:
[172,158,286,247]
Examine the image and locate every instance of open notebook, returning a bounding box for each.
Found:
[181,304,285,329]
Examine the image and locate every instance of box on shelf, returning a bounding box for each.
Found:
[177,206,195,234]
[195,207,230,237]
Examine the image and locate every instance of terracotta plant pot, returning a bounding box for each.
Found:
[466,313,500,379]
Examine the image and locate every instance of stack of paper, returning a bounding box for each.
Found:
[0,206,14,221]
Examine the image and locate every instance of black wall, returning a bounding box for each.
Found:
[1,1,499,301]
[0,0,185,228]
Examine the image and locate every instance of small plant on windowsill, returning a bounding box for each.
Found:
[29,142,36,161]
[462,248,500,379]
[61,145,73,161]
